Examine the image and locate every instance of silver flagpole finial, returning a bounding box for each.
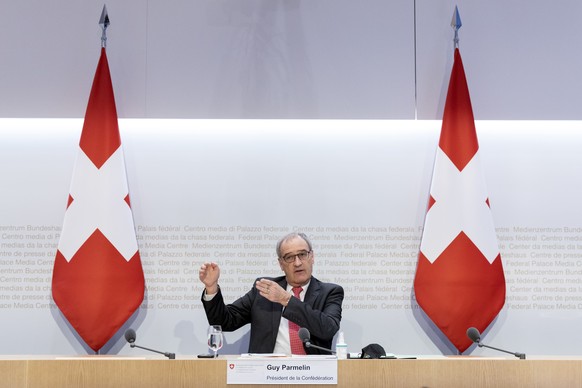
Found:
[451,6,462,48]
[99,5,110,48]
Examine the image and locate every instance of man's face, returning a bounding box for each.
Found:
[278,236,314,287]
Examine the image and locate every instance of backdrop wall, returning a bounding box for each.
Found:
[1,1,582,119]
[1,119,581,356]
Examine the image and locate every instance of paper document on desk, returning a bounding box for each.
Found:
[291,354,336,359]
[240,353,287,358]
[239,354,336,360]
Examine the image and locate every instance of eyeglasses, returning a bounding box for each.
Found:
[280,250,312,264]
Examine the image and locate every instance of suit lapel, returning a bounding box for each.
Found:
[304,277,321,306]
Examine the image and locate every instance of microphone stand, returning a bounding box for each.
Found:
[130,343,176,359]
[304,341,336,355]
[476,342,525,359]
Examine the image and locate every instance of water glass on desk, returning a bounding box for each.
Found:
[207,325,224,358]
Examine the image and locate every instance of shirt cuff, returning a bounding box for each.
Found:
[203,290,217,301]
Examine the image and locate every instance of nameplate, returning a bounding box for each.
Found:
[226,356,337,385]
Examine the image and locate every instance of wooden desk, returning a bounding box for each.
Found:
[1,356,581,387]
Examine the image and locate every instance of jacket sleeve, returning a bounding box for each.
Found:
[201,286,256,332]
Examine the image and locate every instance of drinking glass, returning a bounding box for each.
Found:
[207,325,223,358]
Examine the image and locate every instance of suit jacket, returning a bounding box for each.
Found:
[201,276,344,354]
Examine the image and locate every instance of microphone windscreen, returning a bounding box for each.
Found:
[124,328,136,343]
[466,327,481,343]
[298,327,310,343]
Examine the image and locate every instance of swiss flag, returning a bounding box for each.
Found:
[52,48,145,352]
[413,48,506,353]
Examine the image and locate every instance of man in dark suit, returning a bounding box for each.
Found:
[199,232,344,354]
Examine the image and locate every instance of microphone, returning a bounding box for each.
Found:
[124,329,176,359]
[466,327,525,359]
[297,327,336,354]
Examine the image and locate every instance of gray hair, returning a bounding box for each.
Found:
[275,232,313,258]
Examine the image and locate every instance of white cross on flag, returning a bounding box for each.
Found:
[52,48,145,352]
[414,48,506,353]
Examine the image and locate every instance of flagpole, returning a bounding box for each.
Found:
[99,5,110,48]
[451,6,462,48]
[97,4,109,355]
[451,6,462,357]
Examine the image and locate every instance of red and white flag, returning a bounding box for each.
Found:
[52,48,144,352]
[414,48,506,353]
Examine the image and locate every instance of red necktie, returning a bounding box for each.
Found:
[289,287,306,355]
